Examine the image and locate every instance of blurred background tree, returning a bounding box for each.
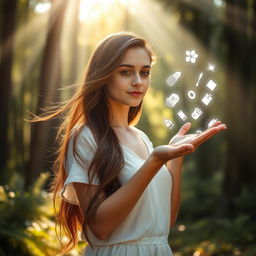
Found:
[0,0,255,255]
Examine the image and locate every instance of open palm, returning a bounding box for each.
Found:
[169,121,227,150]
[151,121,227,164]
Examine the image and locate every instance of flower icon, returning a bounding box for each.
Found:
[207,63,215,71]
[185,50,198,63]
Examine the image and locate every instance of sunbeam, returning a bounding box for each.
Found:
[1,0,68,97]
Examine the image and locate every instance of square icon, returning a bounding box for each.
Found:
[191,107,203,120]
[202,93,212,105]
[166,93,180,108]
[164,119,175,129]
[166,72,181,87]
[177,110,187,121]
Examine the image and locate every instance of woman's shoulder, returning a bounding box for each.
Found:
[70,124,96,148]
[131,126,146,136]
[71,124,92,136]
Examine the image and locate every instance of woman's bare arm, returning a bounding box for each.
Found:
[74,144,193,240]
[166,157,184,227]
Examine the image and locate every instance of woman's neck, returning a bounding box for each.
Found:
[108,99,130,129]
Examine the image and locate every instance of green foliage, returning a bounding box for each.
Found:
[170,213,256,256]
[169,163,256,256]
[0,172,60,255]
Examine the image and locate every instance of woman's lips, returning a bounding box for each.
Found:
[127,91,143,97]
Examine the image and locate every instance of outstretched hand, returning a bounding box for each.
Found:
[151,121,227,164]
[169,121,227,150]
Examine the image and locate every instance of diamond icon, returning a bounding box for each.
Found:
[206,80,217,91]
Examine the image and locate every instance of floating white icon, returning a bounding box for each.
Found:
[196,130,202,135]
[166,72,181,87]
[207,63,215,71]
[163,51,220,130]
[166,93,180,108]
[208,118,218,127]
[164,119,175,129]
[185,50,198,63]
[177,110,187,121]
[188,90,196,100]
[206,80,217,91]
[196,72,203,87]
[201,93,213,105]
[191,107,203,120]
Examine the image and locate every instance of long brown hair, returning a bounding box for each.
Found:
[33,32,155,254]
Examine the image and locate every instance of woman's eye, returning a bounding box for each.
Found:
[120,70,131,76]
[141,71,150,77]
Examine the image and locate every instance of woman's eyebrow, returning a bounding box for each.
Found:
[118,64,151,68]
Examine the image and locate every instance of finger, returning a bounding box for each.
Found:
[197,128,223,146]
[192,127,219,144]
[211,123,227,132]
[193,124,227,145]
[216,123,227,130]
[177,122,191,135]
[209,120,221,128]
[200,123,227,137]
[196,130,219,146]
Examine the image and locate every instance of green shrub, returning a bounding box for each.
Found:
[0,172,85,256]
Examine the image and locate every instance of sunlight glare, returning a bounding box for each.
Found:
[79,0,115,22]
[79,0,138,22]
[214,0,225,7]
[34,2,51,14]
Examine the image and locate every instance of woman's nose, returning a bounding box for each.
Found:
[132,73,142,86]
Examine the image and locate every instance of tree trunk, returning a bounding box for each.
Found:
[0,0,17,184]
[25,0,68,188]
[218,0,256,217]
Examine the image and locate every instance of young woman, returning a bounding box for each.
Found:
[40,32,226,255]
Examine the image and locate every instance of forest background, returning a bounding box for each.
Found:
[0,0,255,255]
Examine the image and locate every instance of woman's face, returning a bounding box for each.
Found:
[106,47,151,107]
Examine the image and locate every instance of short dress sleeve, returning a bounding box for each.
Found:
[60,126,100,205]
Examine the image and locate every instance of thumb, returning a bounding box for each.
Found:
[177,122,191,135]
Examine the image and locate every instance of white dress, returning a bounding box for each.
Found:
[61,125,173,256]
